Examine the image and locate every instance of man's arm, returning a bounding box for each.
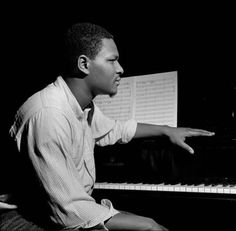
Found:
[21,109,117,229]
[134,123,215,154]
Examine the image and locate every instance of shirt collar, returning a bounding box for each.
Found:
[55,76,86,120]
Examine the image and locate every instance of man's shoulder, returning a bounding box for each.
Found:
[18,82,67,119]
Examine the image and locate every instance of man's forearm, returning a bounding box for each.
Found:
[133,123,169,139]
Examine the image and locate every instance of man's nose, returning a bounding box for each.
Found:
[116,61,124,75]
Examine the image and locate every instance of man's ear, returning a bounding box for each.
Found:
[77,55,90,74]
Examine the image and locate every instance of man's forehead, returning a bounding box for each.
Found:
[99,38,119,57]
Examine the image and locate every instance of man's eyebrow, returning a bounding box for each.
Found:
[107,54,119,60]
[113,54,119,59]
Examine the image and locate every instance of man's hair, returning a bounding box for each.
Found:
[63,22,113,75]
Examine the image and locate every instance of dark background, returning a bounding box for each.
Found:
[2,3,236,182]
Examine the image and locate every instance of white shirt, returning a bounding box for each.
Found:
[8,76,137,229]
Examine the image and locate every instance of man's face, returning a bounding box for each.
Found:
[86,38,124,97]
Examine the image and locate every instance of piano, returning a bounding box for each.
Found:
[93,180,236,231]
[93,135,236,231]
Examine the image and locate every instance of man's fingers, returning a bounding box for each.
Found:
[186,129,215,137]
[180,141,194,154]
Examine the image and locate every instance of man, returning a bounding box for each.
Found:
[0,22,214,230]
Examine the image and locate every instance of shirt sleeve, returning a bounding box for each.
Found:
[91,103,137,146]
[19,108,119,229]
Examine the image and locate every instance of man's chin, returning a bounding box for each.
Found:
[109,91,117,98]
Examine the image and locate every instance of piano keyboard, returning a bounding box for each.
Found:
[93,181,236,230]
[94,182,236,194]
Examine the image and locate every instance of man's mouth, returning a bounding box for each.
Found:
[115,77,121,86]
[115,80,120,86]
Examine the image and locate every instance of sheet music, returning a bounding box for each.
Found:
[94,71,177,127]
[94,77,134,121]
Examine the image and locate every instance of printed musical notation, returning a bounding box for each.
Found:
[94,71,177,127]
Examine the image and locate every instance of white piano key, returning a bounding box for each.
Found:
[157,183,165,191]
[113,183,120,189]
[124,184,130,190]
[186,185,194,192]
[216,185,224,194]
[119,183,128,189]
[204,186,212,193]
[145,184,153,191]
[197,184,205,192]
[223,186,230,194]
[173,184,181,192]
[230,187,236,194]
[107,183,114,189]
[140,184,148,190]
[163,185,169,191]
[210,187,217,193]
[128,183,136,190]
[95,182,107,189]
[134,183,143,190]
[191,186,199,192]
[151,184,158,191]
[166,185,174,191]
[180,185,186,192]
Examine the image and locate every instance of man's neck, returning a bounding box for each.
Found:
[64,77,93,110]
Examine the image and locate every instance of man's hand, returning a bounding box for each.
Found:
[166,127,215,154]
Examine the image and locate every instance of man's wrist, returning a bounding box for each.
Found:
[161,125,172,137]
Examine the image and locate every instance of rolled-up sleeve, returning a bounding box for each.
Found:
[18,108,119,229]
[91,104,137,146]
